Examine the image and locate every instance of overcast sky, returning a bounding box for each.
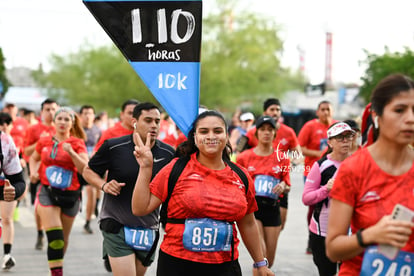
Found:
[0,0,413,84]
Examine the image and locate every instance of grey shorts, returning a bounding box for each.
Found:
[37,185,80,217]
[102,227,156,267]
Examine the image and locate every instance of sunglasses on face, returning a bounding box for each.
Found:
[333,133,355,142]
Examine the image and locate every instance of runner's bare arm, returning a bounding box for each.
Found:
[237,213,275,276]
[326,199,414,262]
[62,143,89,172]
[24,143,36,157]
[28,151,41,183]
[132,132,162,216]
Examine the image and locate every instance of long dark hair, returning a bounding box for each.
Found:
[370,74,414,142]
[371,74,414,116]
[176,110,232,160]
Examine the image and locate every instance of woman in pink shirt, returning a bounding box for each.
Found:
[302,122,355,276]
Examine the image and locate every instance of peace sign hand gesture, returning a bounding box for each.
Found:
[133,132,153,168]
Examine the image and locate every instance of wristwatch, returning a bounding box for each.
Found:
[253,258,269,268]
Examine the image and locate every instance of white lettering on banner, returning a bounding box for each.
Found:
[131,8,195,44]
[170,9,195,44]
[147,49,181,61]
[131,9,142,43]
[157,9,167,43]
[158,73,187,90]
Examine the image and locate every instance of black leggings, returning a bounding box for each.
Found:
[309,232,338,276]
[156,250,242,276]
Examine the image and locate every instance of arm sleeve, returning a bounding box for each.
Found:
[2,133,23,175]
[302,162,329,205]
[4,171,26,200]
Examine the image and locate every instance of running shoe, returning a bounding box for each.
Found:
[35,234,44,250]
[84,223,93,234]
[2,254,15,270]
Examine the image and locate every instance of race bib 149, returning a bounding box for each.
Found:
[254,174,280,199]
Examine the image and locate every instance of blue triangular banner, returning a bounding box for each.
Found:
[83,0,202,136]
[130,61,199,136]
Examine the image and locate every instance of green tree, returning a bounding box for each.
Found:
[201,1,305,112]
[33,1,305,115]
[33,44,155,116]
[0,48,10,96]
[359,47,414,103]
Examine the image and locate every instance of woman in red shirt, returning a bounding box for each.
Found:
[29,107,88,276]
[326,74,414,275]
[236,116,290,269]
[132,110,274,276]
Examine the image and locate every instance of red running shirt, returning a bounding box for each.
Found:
[35,136,87,191]
[10,117,28,156]
[150,153,257,264]
[298,119,335,176]
[245,123,299,153]
[94,122,133,152]
[24,123,56,147]
[236,148,291,188]
[330,147,414,275]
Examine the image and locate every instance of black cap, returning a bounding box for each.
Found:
[256,116,276,129]
[343,119,360,131]
[263,98,281,111]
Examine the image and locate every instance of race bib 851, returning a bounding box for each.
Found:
[183,218,232,252]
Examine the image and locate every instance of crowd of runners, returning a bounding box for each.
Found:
[0,73,413,276]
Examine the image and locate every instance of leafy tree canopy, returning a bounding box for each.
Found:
[33,44,154,116]
[359,47,414,103]
[33,0,305,116]
[0,48,10,96]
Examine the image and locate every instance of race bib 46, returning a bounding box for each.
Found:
[46,166,73,189]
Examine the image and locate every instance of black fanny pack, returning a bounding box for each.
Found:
[47,185,81,209]
[255,196,278,207]
[99,218,123,234]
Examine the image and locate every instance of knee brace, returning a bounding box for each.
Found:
[46,228,64,263]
